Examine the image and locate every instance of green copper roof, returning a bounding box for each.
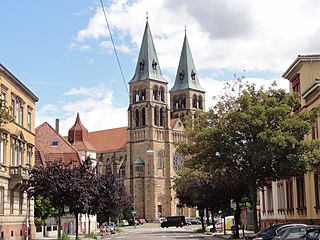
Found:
[133,157,144,165]
[170,33,204,92]
[129,22,166,83]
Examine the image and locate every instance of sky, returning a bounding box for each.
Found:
[1,0,319,136]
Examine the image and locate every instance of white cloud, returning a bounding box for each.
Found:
[36,86,127,136]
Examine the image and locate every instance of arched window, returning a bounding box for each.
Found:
[142,108,146,126]
[181,96,186,109]
[159,87,165,102]
[157,153,163,169]
[193,95,198,108]
[141,89,146,101]
[139,59,145,71]
[160,108,164,127]
[174,97,179,110]
[135,109,139,127]
[199,96,203,110]
[135,90,139,102]
[133,90,138,103]
[154,107,158,126]
[153,86,158,100]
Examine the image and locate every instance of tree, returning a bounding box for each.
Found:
[34,196,57,237]
[177,81,320,232]
[0,99,14,126]
[27,160,75,239]
[28,159,132,239]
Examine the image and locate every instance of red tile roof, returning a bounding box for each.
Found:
[88,127,127,152]
[35,122,81,166]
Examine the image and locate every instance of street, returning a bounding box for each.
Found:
[101,223,226,240]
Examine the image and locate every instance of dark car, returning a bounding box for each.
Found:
[274,225,320,240]
[161,216,186,228]
[304,227,320,240]
[186,218,201,225]
[245,224,307,240]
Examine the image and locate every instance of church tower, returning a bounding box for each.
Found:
[127,21,172,221]
[170,32,205,120]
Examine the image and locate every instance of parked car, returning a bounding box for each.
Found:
[161,216,186,228]
[186,218,201,225]
[121,219,129,226]
[136,218,146,225]
[304,227,320,240]
[245,224,307,240]
[273,225,320,240]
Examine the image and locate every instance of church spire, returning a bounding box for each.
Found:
[170,33,204,93]
[130,22,166,83]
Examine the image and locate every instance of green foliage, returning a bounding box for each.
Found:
[85,232,98,239]
[176,80,320,232]
[59,233,70,240]
[34,195,57,226]
[0,100,14,126]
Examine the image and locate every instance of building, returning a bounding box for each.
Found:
[63,21,205,222]
[35,120,97,235]
[259,54,320,227]
[0,64,38,239]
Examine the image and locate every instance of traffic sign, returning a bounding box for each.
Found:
[132,210,137,214]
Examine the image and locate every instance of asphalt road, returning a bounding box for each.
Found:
[100,223,224,240]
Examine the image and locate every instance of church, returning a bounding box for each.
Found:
[43,21,205,223]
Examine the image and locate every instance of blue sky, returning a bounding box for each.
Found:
[1,0,319,135]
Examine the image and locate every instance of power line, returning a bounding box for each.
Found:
[99,0,129,96]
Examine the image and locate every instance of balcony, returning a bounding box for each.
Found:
[9,165,29,190]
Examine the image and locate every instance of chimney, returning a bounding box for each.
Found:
[55,119,59,133]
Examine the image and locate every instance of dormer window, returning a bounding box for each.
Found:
[152,59,157,70]
[179,71,184,81]
[191,70,196,80]
[139,60,145,71]
[51,140,59,146]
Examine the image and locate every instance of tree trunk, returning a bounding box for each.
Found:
[88,213,91,234]
[205,208,209,226]
[57,215,61,240]
[75,213,79,240]
[234,200,241,238]
[211,210,216,232]
[43,222,45,237]
[250,186,259,233]
[199,209,205,232]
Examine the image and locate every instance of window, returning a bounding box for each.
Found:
[0,187,4,214]
[11,97,16,120]
[141,89,146,101]
[27,108,32,131]
[160,108,164,127]
[153,87,158,100]
[277,182,285,210]
[193,95,197,108]
[135,165,143,173]
[1,86,7,109]
[198,96,203,110]
[19,191,23,214]
[157,153,163,169]
[314,173,320,208]
[0,132,6,164]
[142,108,146,126]
[27,145,33,166]
[154,108,158,126]
[159,88,165,102]
[51,140,59,146]
[191,70,196,80]
[312,120,318,140]
[296,175,306,210]
[119,164,125,179]
[286,178,294,210]
[266,187,273,212]
[11,137,25,166]
[10,189,14,214]
[135,109,139,127]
